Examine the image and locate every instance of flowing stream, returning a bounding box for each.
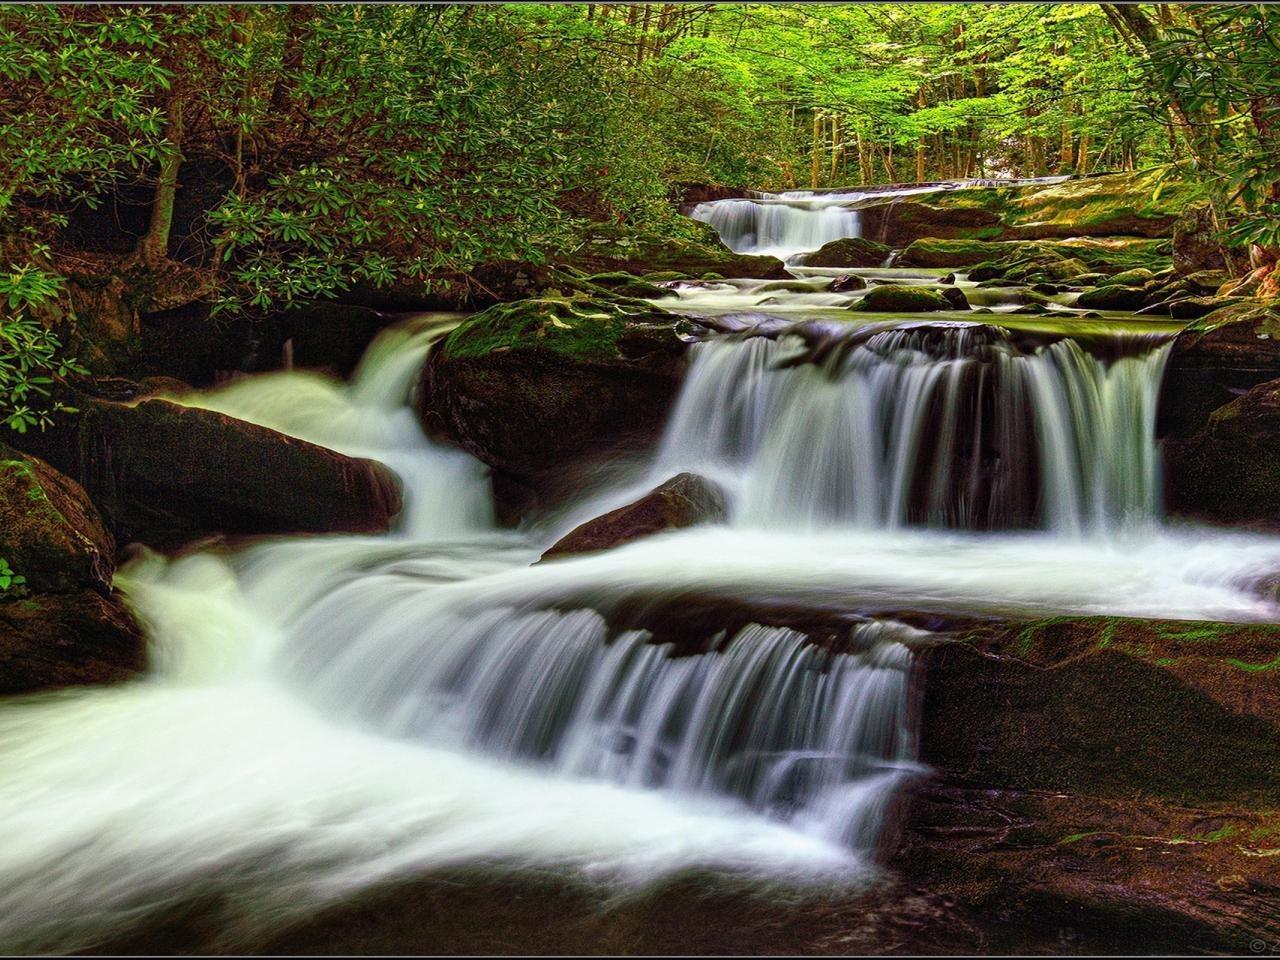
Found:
[2,199,1280,952]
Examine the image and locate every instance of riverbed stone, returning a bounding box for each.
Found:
[541,473,728,560]
[851,284,951,313]
[797,236,892,268]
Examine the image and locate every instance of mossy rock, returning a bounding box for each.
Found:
[568,222,789,280]
[1100,267,1156,287]
[851,284,951,313]
[583,272,667,299]
[1165,376,1280,525]
[420,297,689,515]
[796,236,891,268]
[1169,295,1248,320]
[640,271,689,283]
[920,615,1280,806]
[858,170,1199,246]
[1075,285,1147,310]
[1159,300,1280,437]
[896,238,997,268]
[0,446,115,594]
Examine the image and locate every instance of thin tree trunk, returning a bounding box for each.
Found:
[811,111,822,188]
[137,90,184,265]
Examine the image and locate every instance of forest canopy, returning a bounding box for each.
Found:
[1,3,1278,430]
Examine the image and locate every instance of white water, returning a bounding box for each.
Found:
[3,273,1280,950]
[689,178,1071,261]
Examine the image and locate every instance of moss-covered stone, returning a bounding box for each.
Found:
[1100,267,1156,287]
[1159,300,1280,436]
[1165,376,1280,526]
[919,615,1280,806]
[1075,285,1147,310]
[420,296,689,517]
[796,236,891,268]
[0,446,115,594]
[850,284,951,313]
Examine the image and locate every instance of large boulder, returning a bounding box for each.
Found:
[795,236,891,268]
[896,613,1280,952]
[1164,378,1280,525]
[0,445,144,694]
[0,448,115,593]
[541,473,727,560]
[15,398,401,550]
[917,616,1280,806]
[1158,301,1280,437]
[1074,284,1147,310]
[417,297,689,516]
[851,285,952,313]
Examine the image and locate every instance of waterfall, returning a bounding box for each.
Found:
[654,327,1172,535]
[690,197,864,259]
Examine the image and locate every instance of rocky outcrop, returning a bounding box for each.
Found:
[796,236,891,268]
[541,473,727,560]
[417,297,689,517]
[1158,301,1280,437]
[1075,284,1147,310]
[0,445,144,694]
[895,614,1280,953]
[917,616,1280,806]
[1165,378,1280,526]
[15,398,401,550]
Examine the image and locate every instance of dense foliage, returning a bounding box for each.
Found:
[0,3,1277,431]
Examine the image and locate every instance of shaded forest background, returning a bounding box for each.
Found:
[1,2,1278,431]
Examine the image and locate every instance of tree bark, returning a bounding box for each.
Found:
[136,89,184,266]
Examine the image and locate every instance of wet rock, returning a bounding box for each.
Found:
[0,589,144,695]
[797,236,892,268]
[830,274,867,292]
[0,445,144,694]
[418,297,688,517]
[1075,285,1147,310]
[851,285,950,313]
[1165,378,1280,526]
[1159,301,1280,436]
[940,287,970,310]
[15,398,401,550]
[920,616,1280,806]
[0,446,115,594]
[893,780,1280,956]
[1099,267,1155,287]
[541,473,728,560]
[1169,295,1247,320]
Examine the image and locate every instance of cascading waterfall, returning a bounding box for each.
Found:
[690,196,865,260]
[654,327,1172,535]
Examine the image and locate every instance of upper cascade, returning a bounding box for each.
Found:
[688,176,1072,260]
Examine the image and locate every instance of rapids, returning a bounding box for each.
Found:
[2,199,1280,952]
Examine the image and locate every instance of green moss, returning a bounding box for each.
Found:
[1224,653,1280,673]
[443,297,663,362]
[850,284,950,313]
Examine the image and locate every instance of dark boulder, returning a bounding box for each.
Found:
[940,287,970,310]
[417,297,689,517]
[1,446,115,594]
[15,398,401,550]
[1075,285,1147,310]
[796,236,892,268]
[0,445,144,694]
[1158,301,1280,436]
[1169,295,1246,320]
[830,274,867,292]
[541,473,727,560]
[1165,378,1280,526]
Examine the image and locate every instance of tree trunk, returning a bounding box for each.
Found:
[811,111,822,188]
[136,90,184,266]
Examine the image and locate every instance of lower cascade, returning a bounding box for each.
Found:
[3,312,1280,954]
